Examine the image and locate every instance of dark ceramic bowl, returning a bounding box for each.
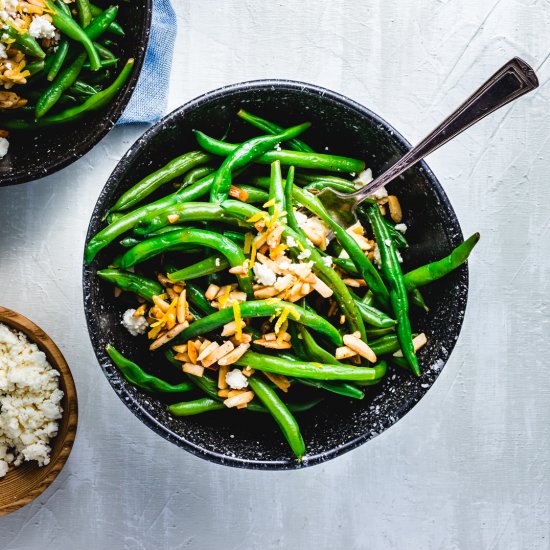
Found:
[83,80,468,469]
[0,1,152,186]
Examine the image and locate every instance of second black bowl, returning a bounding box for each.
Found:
[83,80,469,469]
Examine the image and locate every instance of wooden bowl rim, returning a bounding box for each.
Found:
[0,306,78,516]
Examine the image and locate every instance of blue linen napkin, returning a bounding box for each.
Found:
[117,0,177,124]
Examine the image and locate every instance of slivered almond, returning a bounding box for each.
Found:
[229,265,249,276]
[187,340,198,363]
[157,273,173,287]
[218,343,250,366]
[262,332,291,342]
[172,284,184,294]
[150,306,164,319]
[172,344,188,353]
[254,286,279,299]
[218,364,229,389]
[149,322,189,350]
[201,341,235,368]
[227,389,246,398]
[313,277,333,298]
[388,195,402,223]
[230,333,252,345]
[167,214,180,224]
[176,289,187,324]
[335,346,358,360]
[342,278,367,288]
[174,352,191,362]
[393,333,427,357]
[264,372,291,392]
[205,284,220,301]
[166,287,178,301]
[153,295,170,312]
[229,291,247,302]
[343,334,377,363]
[237,403,248,409]
[218,389,230,398]
[133,304,146,317]
[242,366,255,377]
[224,391,255,408]
[274,274,295,292]
[253,339,292,349]
[339,314,346,325]
[221,320,246,337]
[197,341,219,362]
[198,339,211,353]
[182,363,204,377]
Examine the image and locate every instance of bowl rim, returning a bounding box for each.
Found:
[0,0,153,187]
[0,306,78,515]
[83,78,467,470]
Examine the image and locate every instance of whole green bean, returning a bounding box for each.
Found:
[235,352,386,382]
[366,327,395,339]
[168,255,229,282]
[206,122,310,203]
[97,269,163,301]
[403,233,480,290]
[232,184,269,204]
[3,26,45,59]
[368,204,420,376]
[196,131,366,174]
[112,151,213,211]
[369,334,402,356]
[106,345,193,394]
[354,300,396,329]
[47,40,69,81]
[45,0,101,71]
[76,0,93,28]
[92,41,116,60]
[173,300,342,346]
[268,160,285,219]
[84,5,119,41]
[304,179,356,194]
[248,376,305,460]
[89,3,125,36]
[410,288,429,312]
[297,378,365,400]
[168,398,225,416]
[237,108,314,153]
[182,166,216,187]
[298,325,339,365]
[25,60,46,76]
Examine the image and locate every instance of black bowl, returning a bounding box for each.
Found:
[0,1,152,186]
[83,80,469,469]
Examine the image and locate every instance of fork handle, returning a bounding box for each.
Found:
[353,57,539,201]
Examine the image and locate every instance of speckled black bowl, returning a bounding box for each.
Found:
[83,80,468,469]
[0,1,152,186]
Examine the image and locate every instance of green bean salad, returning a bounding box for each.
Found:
[0,0,133,156]
[86,109,479,460]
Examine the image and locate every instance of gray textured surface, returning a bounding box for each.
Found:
[1,0,549,548]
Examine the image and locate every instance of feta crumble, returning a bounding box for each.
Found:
[29,16,56,40]
[0,137,9,158]
[395,223,407,234]
[285,235,298,248]
[253,262,276,286]
[0,323,63,477]
[353,168,373,187]
[225,369,248,390]
[121,309,148,336]
[372,185,388,200]
[322,255,333,267]
[297,249,311,260]
[215,257,221,267]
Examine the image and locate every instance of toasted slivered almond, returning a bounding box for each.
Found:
[352,331,361,338]
[242,366,255,377]
[165,311,176,330]
[174,351,191,362]
[379,203,387,216]
[218,364,229,389]
[221,320,246,337]
[166,287,178,301]
[253,339,292,349]
[262,332,291,342]
[388,195,402,223]
[150,306,164,319]
[216,284,237,299]
[114,286,122,298]
[202,341,235,368]
[218,343,250,366]
[224,391,255,408]
[254,286,279,299]
[229,265,249,276]
[172,344,188,353]
[176,289,186,324]
[149,322,189,350]
[153,295,170,312]
[313,277,333,298]
[393,333,427,357]
[182,363,204,377]
[264,372,291,392]
[218,389,230,398]
[157,273,173,287]
[349,232,372,251]
[231,332,252,346]
[339,314,346,325]
[197,341,219,362]
[198,339,211,353]
[237,403,248,409]
[266,223,284,249]
[133,304,146,317]
[187,340,198,364]
[342,278,367,288]
[167,213,180,224]
[172,284,184,293]
[274,274,295,292]
[229,291,247,302]
[287,282,303,302]
[343,334,377,363]
[335,346,358,360]
[205,284,220,301]
[228,389,246,398]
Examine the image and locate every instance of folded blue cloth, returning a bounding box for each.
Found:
[118,0,176,124]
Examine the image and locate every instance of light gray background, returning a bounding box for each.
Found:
[1,1,549,548]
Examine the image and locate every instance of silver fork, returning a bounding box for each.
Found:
[317,57,538,228]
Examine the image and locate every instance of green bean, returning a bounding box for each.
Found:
[83,6,120,41]
[237,108,314,153]
[168,398,225,416]
[268,160,285,218]
[112,151,213,212]
[248,376,305,460]
[36,53,86,118]
[97,269,163,301]
[89,3,125,36]
[47,40,69,81]
[106,345,193,394]
[25,60,46,76]
[410,288,429,312]
[45,0,101,71]
[304,179,356,194]
[295,172,356,186]
[366,327,395,339]
[368,334,402,356]
[119,237,140,248]
[4,58,134,128]
[76,0,93,28]
[297,378,365,400]
[232,184,269,204]
[118,227,253,296]
[235,352,386,382]
[85,172,217,264]
[381,216,408,249]
[182,166,216,187]
[3,26,45,59]
[354,300,396,329]
[174,300,342,346]
[92,41,116,60]
[168,255,229,282]
[297,325,338,365]
[403,233,480,290]
[69,80,99,96]
[196,131,366,174]
[368,204,420,376]
[205,122,310,203]
[185,282,216,316]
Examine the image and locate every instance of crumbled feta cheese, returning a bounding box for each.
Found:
[294,210,308,225]
[297,249,311,260]
[29,16,56,40]
[0,323,63,477]
[4,0,18,11]
[225,369,248,390]
[384,239,392,246]
[0,137,9,158]
[322,255,333,267]
[253,262,276,286]
[371,185,388,200]
[395,223,407,234]
[305,238,314,247]
[0,42,7,59]
[396,250,403,263]
[215,257,221,267]
[353,168,373,187]
[121,309,148,336]
[285,235,298,248]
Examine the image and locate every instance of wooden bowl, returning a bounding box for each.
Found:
[0,307,78,516]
